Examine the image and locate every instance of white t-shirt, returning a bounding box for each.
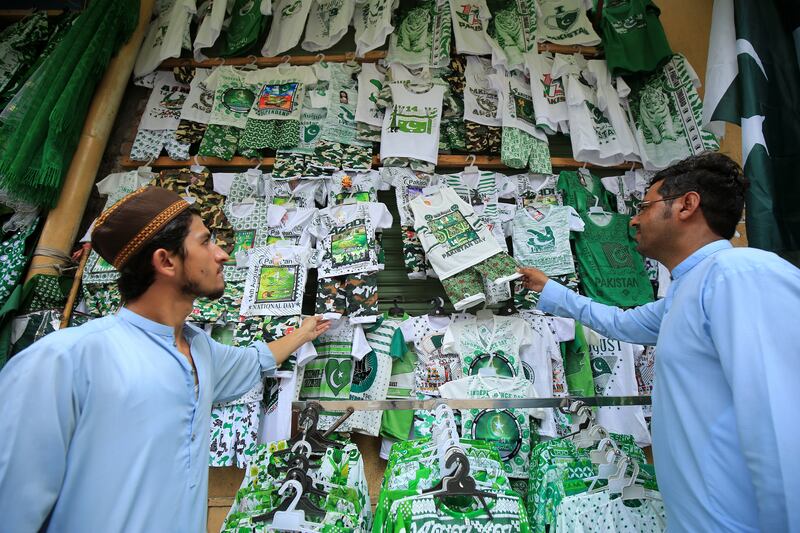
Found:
[308,202,393,278]
[523,49,569,135]
[448,0,492,55]
[511,204,583,276]
[381,167,435,227]
[535,0,601,45]
[327,170,386,205]
[512,172,564,209]
[302,0,356,51]
[180,68,213,124]
[356,62,388,128]
[205,66,259,128]
[484,0,537,70]
[443,313,531,379]
[397,314,462,397]
[463,56,501,127]
[409,186,502,279]
[245,65,316,122]
[489,66,547,141]
[134,0,195,78]
[437,169,514,206]
[353,0,398,56]
[600,169,651,215]
[241,244,315,316]
[386,0,452,68]
[222,199,272,267]
[266,205,318,247]
[215,169,264,200]
[259,373,297,443]
[584,59,640,162]
[138,71,190,130]
[583,326,651,446]
[267,178,323,208]
[193,0,227,60]
[261,0,314,57]
[380,82,445,165]
[95,171,152,206]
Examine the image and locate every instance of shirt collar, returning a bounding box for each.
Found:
[671,239,732,280]
[117,307,179,339]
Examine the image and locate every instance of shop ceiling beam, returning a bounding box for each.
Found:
[121,154,639,170]
[157,43,601,69]
[25,0,155,282]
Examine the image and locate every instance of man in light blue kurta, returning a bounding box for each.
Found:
[520,153,800,532]
[0,187,330,532]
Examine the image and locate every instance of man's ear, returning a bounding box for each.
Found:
[152,248,180,279]
[677,191,702,221]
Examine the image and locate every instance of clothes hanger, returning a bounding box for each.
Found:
[464,154,479,174]
[429,297,449,317]
[252,476,326,524]
[496,299,517,316]
[137,157,156,179]
[388,297,405,318]
[274,402,345,457]
[422,449,498,519]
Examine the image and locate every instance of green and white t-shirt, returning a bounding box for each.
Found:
[241,244,315,316]
[205,66,259,128]
[260,0,314,57]
[381,166,436,227]
[437,169,514,206]
[443,314,531,378]
[449,0,492,55]
[585,59,641,162]
[138,70,189,130]
[512,173,564,209]
[356,62,388,129]
[319,63,367,147]
[600,169,652,216]
[557,168,615,213]
[409,186,502,279]
[353,0,397,56]
[386,0,452,68]
[484,0,537,69]
[511,204,583,276]
[245,65,316,122]
[523,49,569,135]
[535,0,600,45]
[625,54,720,170]
[223,198,271,267]
[267,178,323,208]
[327,170,386,205]
[295,104,327,154]
[599,0,673,77]
[380,82,446,165]
[463,56,501,127]
[301,0,357,51]
[555,490,667,532]
[309,202,393,278]
[388,492,531,533]
[489,65,547,141]
[396,314,462,398]
[266,204,318,247]
[573,211,654,307]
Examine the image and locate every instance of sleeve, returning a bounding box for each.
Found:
[201,67,221,92]
[389,327,408,359]
[351,325,372,360]
[438,380,459,398]
[704,266,800,532]
[537,280,664,345]
[208,333,278,404]
[371,203,394,230]
[212,172,237,196]
[567,206,585,232]
[442,324,458,355]
[96,172,124,196]
[0,346,78,531]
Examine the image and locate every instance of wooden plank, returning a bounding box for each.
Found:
[121,154,640,170]
[0,9,67,22]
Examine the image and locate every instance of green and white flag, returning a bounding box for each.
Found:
[703,0,800,255]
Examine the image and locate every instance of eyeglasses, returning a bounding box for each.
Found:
[633,194,687,216]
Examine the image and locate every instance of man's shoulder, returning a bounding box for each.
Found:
[712,246,799,275]
[15,315,126,357]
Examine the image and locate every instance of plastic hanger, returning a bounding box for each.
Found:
[422,449,498,519]
[429,297,449,317]
[253,480,316,532]
[464,154,479,174]
[137,156,156,178]
[388,297,405,318]
[496,299,517,316]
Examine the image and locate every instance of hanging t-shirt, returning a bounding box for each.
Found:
[180,68,213,124]
[474,201,515,251]
[557,168,615,213]
[380,82,445,165]
[523,49,569,135]
[484,0,537,69]
[245,65,316,123]
[241,244,315,316]
[443,313,531,378]
[513,173,563,209]
[222,198,271,266]
[327,170,386,205]
[573,211,654,307]
[220,169,265,202]
[266,204,317,247]
[309,202,393,278]
[261,0,314,56]
[439,375,538,478]
[386,0,452,68]
[437,169,513,206]
[259,373,297,443]
[448,0,492,55]
[585,59,640,162]
[463,56,501,127]
[598,0,673,77]
[302,0,356,51]
[205,66,259,128]
[134,0,194,78]
[489,66,547,141]
[395,314,462,398]
[267,178,322,208]
[353,0,397,56]
[138,71,189,130]
[318,69,368,147]
[625,54,720,170]
[555,490,667,532]
[409,186,502,279]
[583,326,651,446]
[389,493,530,533]
[601,169,652,215]
[381,167,436,227]
[356,62,388,129]
[193,0,228,60]
[536,0,600,46]
[511,204,583,276]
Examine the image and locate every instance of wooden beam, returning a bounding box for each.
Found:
[121,154,639,170]
[25,0,155,282]
[0,9,68,23]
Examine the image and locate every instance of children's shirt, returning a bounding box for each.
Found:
[463,56,501,127]
[584,59,640,162]
[138,71,190,130]
[380,167,436,227]
[222,198,272,266]
[301,0,356,51]
[600,169,652,215]
[386,0,452,68]
[409,186,502,279]
[266,204,318,247]
[355,62,388,129]
[511,204,583,276]
[512,173,563,209]
[490,66,547,141]
[245,65,316,122]
[180,68,213,124]
[193,0,227,60]
[309,202,393,278]
[295,104,328,154]
[484,0,537,69]
[134,0,194,77]
[267,178,323,208]
[535,0,601,46]
[380,82,445,165]
[395,314,462,398]
[436,169,514,206]
[353,0,397,56]
[523,49,569,135]
[205,66,259,128]
[327,170,386,205]
[557,168,615,213]
[260,0,314,57]
[241,244,315,316]
[448,0,492,55]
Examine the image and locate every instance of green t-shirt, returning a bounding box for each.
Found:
[557,169,615,213]
[573,211,654,307]
[597,0,672,77]
[388,493,531,533]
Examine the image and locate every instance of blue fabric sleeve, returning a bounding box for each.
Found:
[208,334,277,404]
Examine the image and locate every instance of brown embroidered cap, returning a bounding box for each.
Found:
[91,187,191,269]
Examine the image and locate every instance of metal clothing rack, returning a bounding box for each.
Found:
[292,396,652,412]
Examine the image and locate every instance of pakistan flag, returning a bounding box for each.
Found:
[703,0,800,257]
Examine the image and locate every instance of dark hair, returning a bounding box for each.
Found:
[116,209,195,302]
[650,152,748,239]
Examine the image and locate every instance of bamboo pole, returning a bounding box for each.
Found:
[25,0,155,282]
[60,243,91,329]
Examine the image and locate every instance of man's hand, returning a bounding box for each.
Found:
[517,267,550,293]
[297,315,331,343]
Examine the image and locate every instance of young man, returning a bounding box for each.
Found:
[518,153,800,532]
[0,187,330,532]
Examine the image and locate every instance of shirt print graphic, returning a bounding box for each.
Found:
[330,219,370,268]
[426,205,482,258]
[527,225,556,252]
[468,408,524,461]
[154,82,188,120]
[256,265,300,304]
[456,3,483,30]
[541,73,565,104]
[589,336,622,394]
[586,100,617,143]
[222,87,256,114]
[512,86,536,126]
[226,229,256,265]
[257,82,300,115]
[417,332,461,395]
[389,104,438,134]
[468,351,517,376]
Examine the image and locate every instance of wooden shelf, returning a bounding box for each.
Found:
[121,154,639,171]
[0,9,69,22]
[157,43,601,69]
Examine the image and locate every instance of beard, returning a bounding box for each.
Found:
[180,273,225,300]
